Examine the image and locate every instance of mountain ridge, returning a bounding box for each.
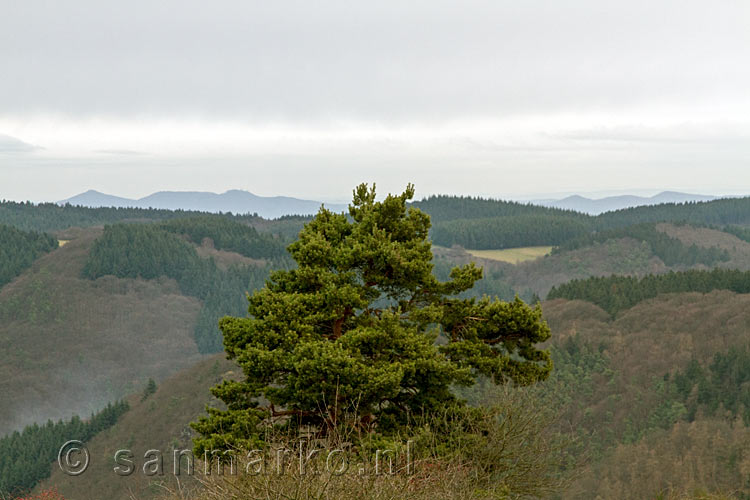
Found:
[58,189,348,219]
[59,189,732,219]
[535,191,721,215]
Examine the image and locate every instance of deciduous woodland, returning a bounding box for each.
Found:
[3,190,750,498]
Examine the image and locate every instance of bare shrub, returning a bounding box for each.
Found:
[155,386,573,500]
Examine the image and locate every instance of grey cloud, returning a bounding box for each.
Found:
[93,149,148,156]
[2,1,749,203]
[1,0,748,122]
[0,134,42,153]
[550,124,750,144]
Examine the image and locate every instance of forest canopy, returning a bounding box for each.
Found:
[0,224,58,290]
[82,222,290,353]
[548,268,750,316]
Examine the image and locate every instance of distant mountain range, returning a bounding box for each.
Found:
[534,191,720,215]
[58,190,348,219]
[58,189,727,219]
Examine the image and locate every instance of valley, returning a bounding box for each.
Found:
[2,194,750,498]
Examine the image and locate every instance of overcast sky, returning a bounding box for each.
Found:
[1,0,749,202]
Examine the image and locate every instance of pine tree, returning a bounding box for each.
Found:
[141,378,158,401]
[191,184,552,453]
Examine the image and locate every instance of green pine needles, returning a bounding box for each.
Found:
[191,184,552,454]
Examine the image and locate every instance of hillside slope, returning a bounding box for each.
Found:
[542,291,750,498]
[435,223,750,299]
[435,237,664,298]
[657,222,750,269]
[35,355,238,500]
[0,229,206,436]
[33,289,750,500]
[0,224,58,290]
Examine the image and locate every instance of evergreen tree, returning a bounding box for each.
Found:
[0,224,58,290]
[0,400,128,496]
[82,223,289,353]
[159,215,288,259]
[548,268,750,316]
[192,184,552,453]
[142,378,158,401]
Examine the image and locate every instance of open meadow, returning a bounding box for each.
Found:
[465,246,553,264]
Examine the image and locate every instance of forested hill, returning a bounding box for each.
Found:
[552,222,730,267]
[547,268,750,316]
[0,201,198,232]
[6,195,750,254]
[0,200,314,236]
[413,194,750,228]
[82,220,293,353]
[0,224,58,289]
[594,196,750,229]
[0,400,129,496]
[411,195,589,223]
[414,195,750,250]
[159,216,287,259]
[431,214,591,249]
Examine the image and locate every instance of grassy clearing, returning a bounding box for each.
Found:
[466,246,553,264]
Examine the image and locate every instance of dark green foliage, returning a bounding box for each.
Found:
[159,216,288,259]
[672,346,750,424]
[191,184,553,454]
[548,268,750,316]
[413,195,750,230]
[552,223,730,267]
[433,256,518,301]
[411,195,588,223]
[188,263,280,353]
[431,214,590,249]
[254,215,314,240]
[0,400,129,496]
[544,338,613,457]
[723,224,750,243]
[0,200,302,238]
[0,200,199,233]
[82,224,199,281]
[414,195,750,251]
[545,336,610,410]
[0,224,58,290]
[6,195,750,256]
[83,223,286,353]
[413,195,591,250]
[594,197,750,229]
[141,378,157,401]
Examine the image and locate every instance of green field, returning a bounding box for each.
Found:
[466,246,553,264]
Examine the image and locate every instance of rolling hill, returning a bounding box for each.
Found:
[25,287,750,500]
[0,229,205,437]
[0,214,288,439]
[3,196,750,498]
[542,290,750,498]
[434,222,750,299]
